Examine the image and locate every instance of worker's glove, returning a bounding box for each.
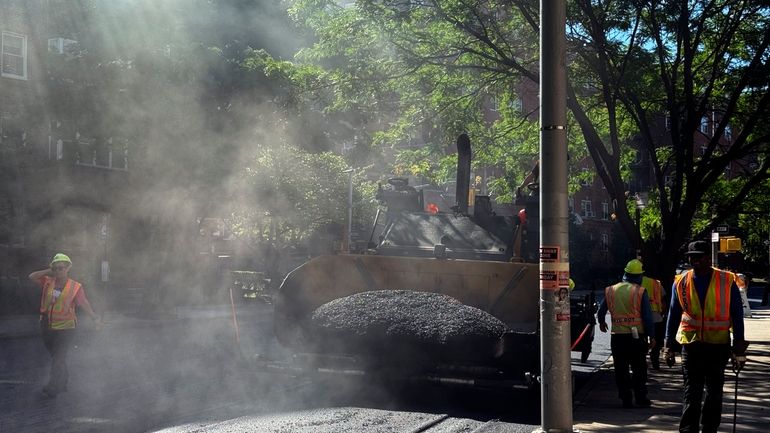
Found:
[732,340,749,371]
[663,347,676,367]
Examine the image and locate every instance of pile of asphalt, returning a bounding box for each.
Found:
[309,290,507,367]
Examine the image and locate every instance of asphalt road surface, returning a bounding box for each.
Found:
[0,295,610,433]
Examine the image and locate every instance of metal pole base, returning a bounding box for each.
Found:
[531,428,580,433]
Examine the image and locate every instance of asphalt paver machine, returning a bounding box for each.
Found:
[270,134,595,390]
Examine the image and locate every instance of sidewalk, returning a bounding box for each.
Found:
[573,306,770,432]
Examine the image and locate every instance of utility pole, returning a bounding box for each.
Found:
[535,0,574,431]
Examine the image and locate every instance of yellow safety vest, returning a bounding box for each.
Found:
[39,278,82,330]
[641,276,664,313]
[605,282,645,334]
[675,268,733,344]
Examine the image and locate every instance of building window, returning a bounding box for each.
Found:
[340,139,355,155]
[725,125,732,141]
[1,32,27,79]
[601,233,609,252]
[700,116,709,134]
[489,95,500,112]
[602,202,609,220]
[581,199,594,218]
[568,197,574,213]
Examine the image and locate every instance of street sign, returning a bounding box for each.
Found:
[716,225,729,233]
[712,232,720,242]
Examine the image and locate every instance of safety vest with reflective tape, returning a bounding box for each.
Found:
[641,276,664,313]
[675,268,733,345]
[605,282,645,334]
[39,277,82,330]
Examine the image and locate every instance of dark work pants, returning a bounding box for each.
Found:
[40,321,75,393]
[648,321,665,366]
[679,342,731,433]
[610,333,649,403]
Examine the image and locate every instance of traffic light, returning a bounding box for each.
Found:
[719,237,742,253]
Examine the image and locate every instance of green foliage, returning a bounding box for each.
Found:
[231,144,377,250]
[36,0,770,280]
[286,0,597,201]
[284,0,770,278]
[736,178,770,265]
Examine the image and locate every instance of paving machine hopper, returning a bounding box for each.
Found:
[272,134,594,390]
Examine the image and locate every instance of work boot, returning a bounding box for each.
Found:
[651,359,660,370]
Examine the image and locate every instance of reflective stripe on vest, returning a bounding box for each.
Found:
[641,276,663,313]
[675,268,733,344]
[604,282,644,334]
[39,278,81,330]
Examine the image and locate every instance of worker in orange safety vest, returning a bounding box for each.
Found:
[637,263,667,370]
[597,260,656,408]
[664,240,747,433]
[29,253,101,398]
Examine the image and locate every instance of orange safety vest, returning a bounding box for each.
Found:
[641,276,664,313]
[605,282,645,334]
[39,277,82,330]
[675,268,733,345]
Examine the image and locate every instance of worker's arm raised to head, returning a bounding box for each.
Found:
[28,269,52,284]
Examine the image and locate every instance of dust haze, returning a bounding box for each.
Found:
[15,0,377,429]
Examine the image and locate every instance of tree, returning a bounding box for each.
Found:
[230,143,377,279]
[45,0,312,185]
[569,0,770,281]
[23,0,391,293]
[284,0,770,283]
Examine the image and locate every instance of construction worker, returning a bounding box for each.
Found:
[597,259,655,408]
[635,260,667,369]
[664,240,748,433]
[28,253,101,397]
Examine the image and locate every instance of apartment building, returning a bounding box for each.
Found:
[0,1,144,313]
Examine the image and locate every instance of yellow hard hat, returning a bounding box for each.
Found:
[624,259,643,275]
[569,278,575,290]
[50,253,72,267]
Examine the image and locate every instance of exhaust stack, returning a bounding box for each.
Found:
[455,134,471,215]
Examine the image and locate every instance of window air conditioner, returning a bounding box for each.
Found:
[48,38,77,55]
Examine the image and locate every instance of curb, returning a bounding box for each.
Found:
[573,362,612,407]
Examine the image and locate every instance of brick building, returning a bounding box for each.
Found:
[0,1,152,313]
